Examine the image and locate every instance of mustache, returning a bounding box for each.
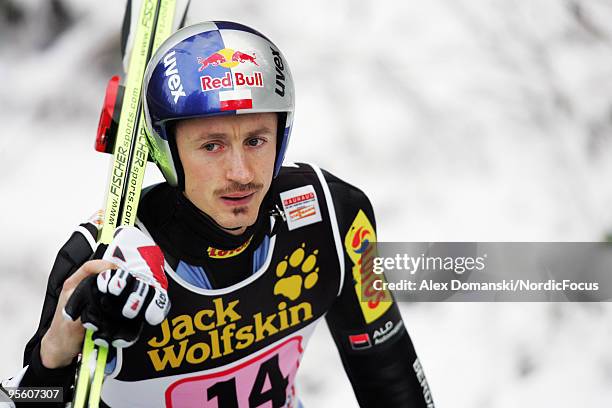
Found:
[214,182,264,196]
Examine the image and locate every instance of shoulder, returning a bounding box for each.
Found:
[320,168,372,213]
[42,210,103,297]
[276,162,375,229]
[274,162,322,186]
[276,163,371,204]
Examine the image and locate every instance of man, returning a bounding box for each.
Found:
[2,22,434,407]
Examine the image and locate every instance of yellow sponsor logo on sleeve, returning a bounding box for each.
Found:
[344,210,392,324]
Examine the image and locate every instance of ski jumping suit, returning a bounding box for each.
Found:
[4,163,434,408]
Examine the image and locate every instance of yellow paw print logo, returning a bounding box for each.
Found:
[274,243,319,301]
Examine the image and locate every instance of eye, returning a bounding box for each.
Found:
[246,137,266,147]
[201,142,222,152]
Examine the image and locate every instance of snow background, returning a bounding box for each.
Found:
[2,0,612,406]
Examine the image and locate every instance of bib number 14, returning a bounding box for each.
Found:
[207,354,289,408]
[165,337,303,408]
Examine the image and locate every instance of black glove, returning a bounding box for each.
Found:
[63,226,171,348]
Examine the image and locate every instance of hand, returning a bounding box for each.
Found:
[62,226,170,350]
[40,259,116,369]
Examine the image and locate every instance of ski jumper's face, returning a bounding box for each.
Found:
[175,113,278,234]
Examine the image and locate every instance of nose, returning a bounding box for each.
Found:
[225,148,254,185]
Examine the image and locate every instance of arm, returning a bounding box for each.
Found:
[323,170,435,408]
[1,219,108,407]
[2,218,169,408]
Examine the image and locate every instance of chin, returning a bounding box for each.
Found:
[219,208,258,230]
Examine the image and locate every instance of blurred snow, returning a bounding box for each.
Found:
[1,0,612,406]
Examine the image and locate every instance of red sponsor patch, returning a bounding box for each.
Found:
[348,333,372,350]
[288,205,316,222]
[137,245,167,290]
[279,186,322,231]
[283,192,315,206]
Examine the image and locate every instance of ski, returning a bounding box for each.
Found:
[72,1,188,406]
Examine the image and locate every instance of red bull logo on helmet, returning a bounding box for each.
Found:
[201,71,264,92]
[198,48,264,92]
[197,48,259,71]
